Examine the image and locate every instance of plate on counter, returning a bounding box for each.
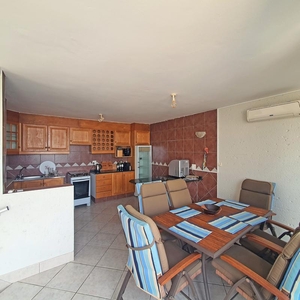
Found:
[39,161,56,175]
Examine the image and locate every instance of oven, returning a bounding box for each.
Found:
[67,172,91,207]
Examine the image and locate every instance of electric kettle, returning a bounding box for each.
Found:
[96,163,102,173]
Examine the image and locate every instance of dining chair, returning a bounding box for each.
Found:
[140,181,170,217]
[116,204,203,300]
[240,220,300,264]
[239,179,275,210]
[211,231,300,300]
[165,179,192,209]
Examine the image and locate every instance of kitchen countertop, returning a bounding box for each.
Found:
[90,170,134,175]
[130,176,202,184]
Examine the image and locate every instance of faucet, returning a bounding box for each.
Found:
[16,166,26,179]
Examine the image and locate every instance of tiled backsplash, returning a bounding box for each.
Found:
[6,145,117,179]
[150,110,217,200]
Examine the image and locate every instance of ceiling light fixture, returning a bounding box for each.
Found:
[195,131,206,138]
[98,114,104,122]
[171,93,177,108]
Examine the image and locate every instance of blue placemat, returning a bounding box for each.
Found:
[209,216,248,234]
[169,221,212,243]
[195,199,216,206]
[230,211,267,226]
[170,206,201,219]
[216,201,245,210]
[225,199,249,207]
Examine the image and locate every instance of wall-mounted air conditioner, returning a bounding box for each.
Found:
[247,100,300,122]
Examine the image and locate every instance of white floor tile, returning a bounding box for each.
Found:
[73,294,106,300]
[75,245,108,266]
[46,263,93,292]
[0,282,42,300]
[109,233,127,250]
[100,222,122,235]
[88,232,117,248]
[78,267,123,299]
[75,230,97,246]
[97,249,128,270]
[80,221,107,234]
[21,265,65,286]
[0,280,10,293]
[75,243,86,255]
[32,287,74,299]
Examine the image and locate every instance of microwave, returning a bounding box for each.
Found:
[168,160,190,178]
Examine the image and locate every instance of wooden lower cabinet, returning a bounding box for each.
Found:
[12,177,64,189]
[112,171,135,196]
[43,177,64,187]
[91,173,112,199]
[91,171,135,199]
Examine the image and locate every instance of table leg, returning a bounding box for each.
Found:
[202,253,211,300]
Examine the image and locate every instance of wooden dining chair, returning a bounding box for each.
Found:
[140,181,170,217]
[116,204,202,300]
[165,179,192,209]
[212,231,300,300]
[240,220,300,264]
[239,179,275,210]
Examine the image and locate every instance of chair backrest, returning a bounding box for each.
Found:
[239,179,274,210]
[262,231,300,300]
[140,182,170,217]
[117,204,171,299]
[165,179,192,209]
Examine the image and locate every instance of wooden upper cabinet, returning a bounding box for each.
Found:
[22,124,47,152]
[22,124,69,153]
[6,122,20,154]
[70,128,92,145]
[135,131,150,145]
[115,131,131,146]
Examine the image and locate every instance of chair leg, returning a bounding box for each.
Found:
[224,277,247,300]
[116,270,131,300]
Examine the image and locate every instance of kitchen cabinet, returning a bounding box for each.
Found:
[6,122,19,154]
[112,171,135,195]
[70,128,92,145]
[43,177,64,187]
[91,173,112,200]
[115,130,131,146]
[12,177,64,189]
[91,129,115,154]
[134,131,150,145]
[21,124,69,153]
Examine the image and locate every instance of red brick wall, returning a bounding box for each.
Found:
[150,110,217,201]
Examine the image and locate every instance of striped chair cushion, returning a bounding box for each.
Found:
[117,205,162,299]
[279,248,300,299]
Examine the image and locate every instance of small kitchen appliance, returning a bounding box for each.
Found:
[95,163,102,173]
[168,160,190,178]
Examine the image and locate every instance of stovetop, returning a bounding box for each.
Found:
[67,171,90,177]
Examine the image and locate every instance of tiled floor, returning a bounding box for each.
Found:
[0,196,244,300]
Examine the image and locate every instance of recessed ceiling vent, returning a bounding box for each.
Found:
[247,100,300,122]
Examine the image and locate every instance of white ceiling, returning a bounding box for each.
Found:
[1,1,300,124]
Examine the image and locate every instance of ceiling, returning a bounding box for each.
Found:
[1,1,300,124]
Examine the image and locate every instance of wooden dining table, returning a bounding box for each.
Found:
[152,197,274,300]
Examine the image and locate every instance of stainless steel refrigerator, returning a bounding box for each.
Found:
[135,145,152,179]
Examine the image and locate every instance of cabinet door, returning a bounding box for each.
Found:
[112,172,124,195]
[43,178,64,187]
[123,171,135,193]
[22,124,47,152]
[70,128,92,145]
[115,131,131,146]
[48,126,69,152]
[135,131,150,145]
[95,174,112,198]
[22,179,44,189]
[6,122,19,154]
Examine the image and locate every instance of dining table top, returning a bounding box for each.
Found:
[152,197,274,258]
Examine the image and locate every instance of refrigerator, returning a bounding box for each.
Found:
[135,145,152,179]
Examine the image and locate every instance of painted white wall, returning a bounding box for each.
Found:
[218,90,300,228]
[0,70,74,282]
[0,187,74,280]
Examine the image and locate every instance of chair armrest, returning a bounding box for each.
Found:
[267,220,294,233]
[158,252,201,286]
[220,254,289,300]
[245,233,283,254]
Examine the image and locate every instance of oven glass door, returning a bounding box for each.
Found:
[71,178,90,199]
